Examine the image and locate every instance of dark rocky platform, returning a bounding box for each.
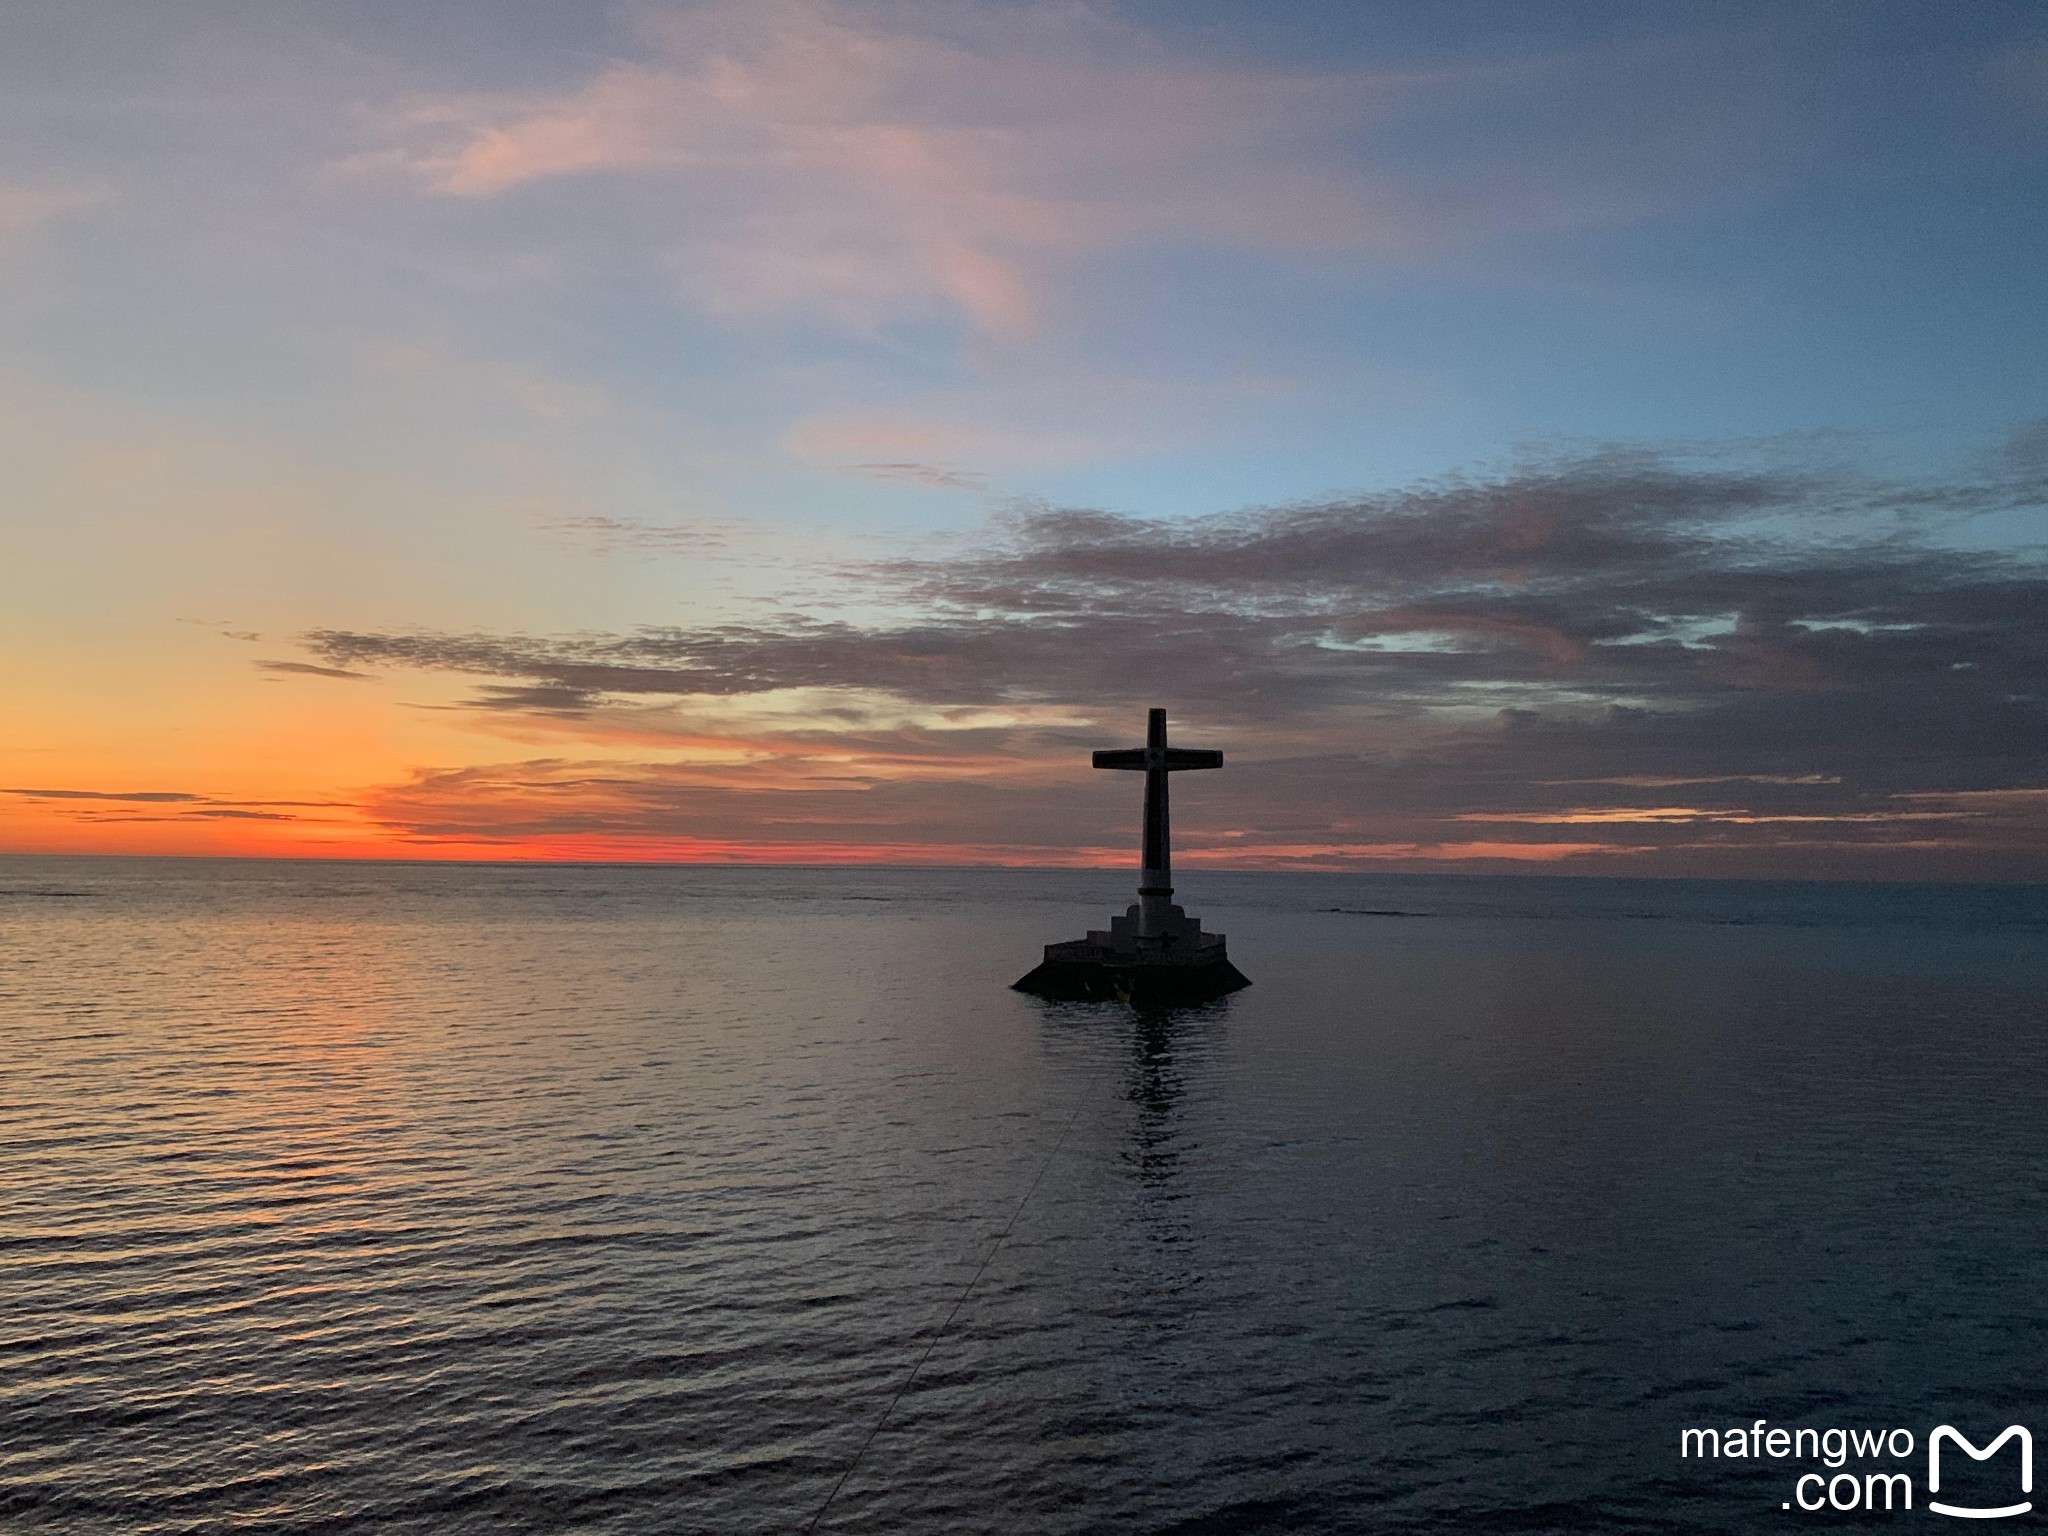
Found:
[1012,899,1250,1005]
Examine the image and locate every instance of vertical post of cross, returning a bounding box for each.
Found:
[1138,707,1173,935]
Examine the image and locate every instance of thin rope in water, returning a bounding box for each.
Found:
[804,1087,1091,1533]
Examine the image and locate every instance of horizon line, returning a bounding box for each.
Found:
[2,849,2043,888]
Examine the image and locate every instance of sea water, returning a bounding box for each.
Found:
[3,858,2045,1533]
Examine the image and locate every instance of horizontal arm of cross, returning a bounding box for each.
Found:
[1092,748,1224,771]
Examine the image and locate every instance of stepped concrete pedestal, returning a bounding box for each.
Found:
[1014,708,1250,1006]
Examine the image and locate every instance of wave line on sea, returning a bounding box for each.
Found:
[804,1083,1093,1532]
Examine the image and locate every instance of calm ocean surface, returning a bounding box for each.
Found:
[3,858,2045,1533]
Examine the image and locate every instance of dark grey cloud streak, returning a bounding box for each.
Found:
[304,443,2048,877]
[3,788,335,824]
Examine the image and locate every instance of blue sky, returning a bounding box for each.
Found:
[3,1,2044,871]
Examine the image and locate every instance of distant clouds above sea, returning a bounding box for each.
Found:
[256,443,2048,877]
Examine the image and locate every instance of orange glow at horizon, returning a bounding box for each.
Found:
[0,794,1668,869]
[7,597,2036,874]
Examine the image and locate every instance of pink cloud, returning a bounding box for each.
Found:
[1177,840,1651,865]
[365,0,1427,338]
[783,367,1300,468]
[0,182,106,242]
[358,3,1815,346]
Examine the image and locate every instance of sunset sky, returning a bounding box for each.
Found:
[4,0,2045,876]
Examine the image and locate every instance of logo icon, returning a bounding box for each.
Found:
[1929,1425,2032,1519]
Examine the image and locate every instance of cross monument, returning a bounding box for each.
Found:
[1092,707,1223,937]
[1013,706,1249,1004]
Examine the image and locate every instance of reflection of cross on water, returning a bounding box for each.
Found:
[1125,1012,1186,1188]
[1117,1012,1225,1290]
[1093,708,1223,939]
